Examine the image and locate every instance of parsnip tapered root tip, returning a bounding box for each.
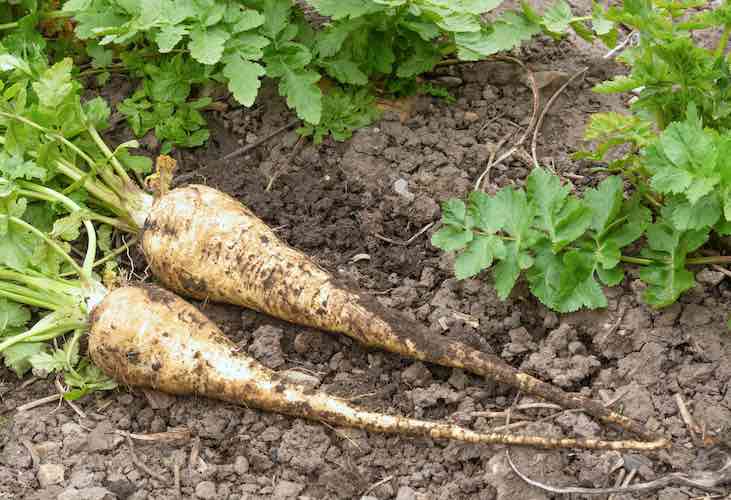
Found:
[89,286,668,452]
[140,185,660,441]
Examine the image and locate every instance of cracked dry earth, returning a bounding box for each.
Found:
[1,7,731,500]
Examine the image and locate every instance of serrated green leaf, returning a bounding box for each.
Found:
[493,248,521,300]
[639,222,709,307]
[32,58,74,109]
[64,359,118,393]
[28,349,66,374]
[0,224,35,272]
[51,213,84,242]
[441,199,467,227]
[0,299,30,332]
[648,163,693,195]
[492,186,532,240]
[116,149,153,174]
[276,68,321,124]
[0,154,46,181]
[436,12,482,33]
[306,0,384,19]
[188,27,229,65]
[232,9,266,32]
[316,21,361,57]
[597,264,624,286]
[321,59,368,85]
[85,43,113,68]
[467,191,502,234]
[584,176,623,234]
[454,234,503,279]
[664,194,721,231]
[455,12,541,60]
[543,0,574,33]
[3,342,46,377]
[527,168,591,251]
[461,0,503,14]
[591,2,614,35]
[716,218,731,235]
[593,75,642,93]
[223,56,265,106]
[155,24,188,52]
[299,87,380,144]
[83,96,111,129]
[431,226,473,252]
[401,20,441,40]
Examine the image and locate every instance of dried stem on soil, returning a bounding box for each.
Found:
[530,67,589,169]
[218,119,300,162]
[125,434,169,484]
[475,56,540,191]
[506,447,731,495]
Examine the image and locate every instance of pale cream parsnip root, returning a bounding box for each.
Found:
[89,285,668,451]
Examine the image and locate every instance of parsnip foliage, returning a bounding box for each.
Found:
[436,0,731,312]
[53,0,604,147]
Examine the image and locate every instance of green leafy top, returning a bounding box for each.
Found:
[594,0,731,130]
[57,0,603,146]
[433,169,658,312]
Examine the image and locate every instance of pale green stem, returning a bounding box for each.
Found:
[59,236,140,277]
[16,189,134,233]
[17,182,97,277]
[0,321,84,352]
[54,159,127,213]
[0,284,65,310]
[716,25,731,59]
[87,125,133,185]
[0,270,80,299]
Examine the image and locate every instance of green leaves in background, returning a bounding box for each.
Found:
[433,169,651,312]
[433,159,723,312]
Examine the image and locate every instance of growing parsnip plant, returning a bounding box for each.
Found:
[435,0,731,312]
[49,0,612,148]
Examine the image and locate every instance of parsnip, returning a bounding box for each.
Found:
[89,285,668,452]
[139,184,658,441]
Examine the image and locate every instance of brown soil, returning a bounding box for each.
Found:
[1,10,730,500]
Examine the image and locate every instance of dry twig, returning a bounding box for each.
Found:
[475,57,541,191]
[219,119,300,162]
[530,67,589,169]
[16,394,62,412]
[361,475,394,496]
[115,428,191,443]
[506,448,731,495]
[125,434,169,483]
[375,222,435,246]
[55,378,87,419]
[266,135,305,191]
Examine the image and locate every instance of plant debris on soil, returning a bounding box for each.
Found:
[1,15,730,500]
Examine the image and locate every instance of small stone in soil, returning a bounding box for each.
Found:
[58,486,115,500]
[248,325,285,369]
[234,456,250,475]
[87,421,123,452]
[195,480,218,499]
[396,485,419,500]
[273,480,305,498]
[37,463,65,487]
[401,361,433,387]
[695,268,726,287]
[448,369,469,390]
[463,111,480,123]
